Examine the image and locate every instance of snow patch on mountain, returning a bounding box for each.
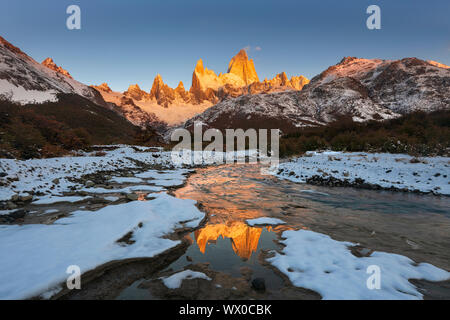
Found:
[0,36,105,106]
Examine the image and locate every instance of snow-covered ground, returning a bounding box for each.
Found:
[275,151,450,195]
[0,145,226,299]
[1,147,449,300]
[246,217,286,226]
[267,229,450,300]
[161,270,211,289]
[0,146,173,201]
[0,146,255,202]
[0,193,204,299]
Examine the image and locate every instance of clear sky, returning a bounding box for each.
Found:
[1,0,449,91]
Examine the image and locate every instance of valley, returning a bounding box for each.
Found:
[0,28,449,301]
[0,146,449,300]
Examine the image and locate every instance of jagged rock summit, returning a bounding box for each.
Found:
[94,48,310,125]
[0,35,105,106]
[184,56,450,133]
[189,49,308,103]
[41,58,73,79]
[227,49,259,85]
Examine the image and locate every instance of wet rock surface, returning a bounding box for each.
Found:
[136,263,320,300]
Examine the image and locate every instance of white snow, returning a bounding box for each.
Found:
[135,169,191,180]
[0,146,190,201]
[0,39,105,106]
[32,196,92,205]
[161,270,211,289]
[246,217,286,226]
[0,209,17,216]
[0,192,205,299]
[275,151,450,195]
[109,177,143,184]
[104,196,119,202]
[82,185,163,194]
[268,229,450,300]
[0,79,58,105]
[151,179,185,187]
[0,146,244,202]
[44,209,59,214]
[135,169,189,187]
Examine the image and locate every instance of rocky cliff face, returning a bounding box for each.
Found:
[184,57,450,133]
[227,49,259,85]
[91,83,163,128]
[311,56,450,113]
[41,58,73,79]
[95,48,310,125]
[0,36,106,107]
[188,49,309,104]
[427,60,450,69]
[124,83,150,101]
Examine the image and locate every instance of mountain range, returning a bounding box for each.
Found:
[92,49,309,126]
[1,34,449,148]
[185,56,450,133]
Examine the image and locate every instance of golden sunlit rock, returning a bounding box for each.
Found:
[92,48,309,123]
[227,49,260,85]
[41,57,73,79]
[124,83,150,101]
[189,49,309,103]
[427,60,450,69]
[194,222,263,260]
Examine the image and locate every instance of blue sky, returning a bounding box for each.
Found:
[1,0,449,91]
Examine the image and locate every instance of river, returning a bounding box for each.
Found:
[117,163,450,299]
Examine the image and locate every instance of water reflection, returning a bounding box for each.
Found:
[174,163,450,270]
[195,222,262,260]
[118,163,450,299]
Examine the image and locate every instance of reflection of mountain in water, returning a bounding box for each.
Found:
[194,222,263,260]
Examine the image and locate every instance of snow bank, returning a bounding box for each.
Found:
[0,146,256,202]
[161,270,211,289]
[268,229,450,299]
[275,152,450,195]
[246,217,286,226]
[0,193,204,299]
[32,195,92,205]
[109,177,143,184]
[0,79,58,105]
[135,169,191,180]
[0,146,184,201]
[81,185,163,194]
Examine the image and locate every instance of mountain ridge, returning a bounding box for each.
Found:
[94,49,310,125]
[183,56,450,133]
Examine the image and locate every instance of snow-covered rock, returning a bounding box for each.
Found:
[161,270,212,289]
[268,229,450,299]
[0,36,105,106]
[274,151,450,195]
[0,146,181,201]
[184,57,449,132]
[246,217,286,226]
[0,193,205,299]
